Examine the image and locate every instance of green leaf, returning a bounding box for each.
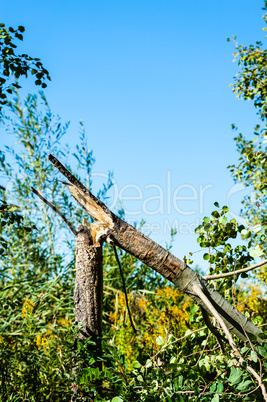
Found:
[257,345,267,358]
[204,223,211,231]
[214,202,219,207]
[211,395,219,402]
[219,216,228,225]
[249,245,264,258]
[145,359,153,368]
[191,305,199,314]
[250,350,257,362]
[245,231,251,239]
[15,33,23,40]
[184,329,192,337]
[253,224,262,233]
[223,244,232,253]
[211,210,220,218]
[112,398,124,402]
[228,366,243,385]
[217,382,224,392]
[210,383,216,392]
[156,336,164,345]
[170,356,177,364]
[241,346,249,354]
[203,253,210,260]
[133,360,141,368]
[236,379,253,391]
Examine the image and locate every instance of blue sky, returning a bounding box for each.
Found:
[1,0,265,270]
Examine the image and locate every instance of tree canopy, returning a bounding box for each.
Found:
[0,23,50,110]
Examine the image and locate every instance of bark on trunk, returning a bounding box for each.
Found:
[72,224,103,400]
[48,153,264,345]
[74,224,103,343]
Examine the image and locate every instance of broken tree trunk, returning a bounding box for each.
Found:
[74,223,103,352]
[48,154,265,345]
[72,223,103,400]
[31,188,104,395]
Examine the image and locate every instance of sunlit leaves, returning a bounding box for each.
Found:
[156,336,164,346]
[231,36,267,121]
[257,344,267,358]
[0,23,51,109]
[228,3,267,279]
[195,203,253,279]
[249,245,264,258]
[228,366,244,385]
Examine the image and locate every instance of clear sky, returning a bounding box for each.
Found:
[0,0,265,270]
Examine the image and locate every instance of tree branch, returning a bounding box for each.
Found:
[31,187,77,235]
[203,259,267,280]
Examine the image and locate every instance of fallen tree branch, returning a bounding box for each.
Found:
[48,153,265,344]
[203,259,267,280]
[200,306,226,352]
[192,283,267,402]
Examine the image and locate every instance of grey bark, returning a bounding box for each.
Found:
[74,224,103,343]
[71,224,103,400]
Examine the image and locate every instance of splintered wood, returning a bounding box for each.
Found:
[68,184,113,229]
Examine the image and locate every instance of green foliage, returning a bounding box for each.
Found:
[195,203,253,281]
[0,191,75,400]
[0,198,23,256]
[66,327,266,401]
[0,92,111,401]
[227,1,267,285]
[229,1,267,121]
[0,23,51,109]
